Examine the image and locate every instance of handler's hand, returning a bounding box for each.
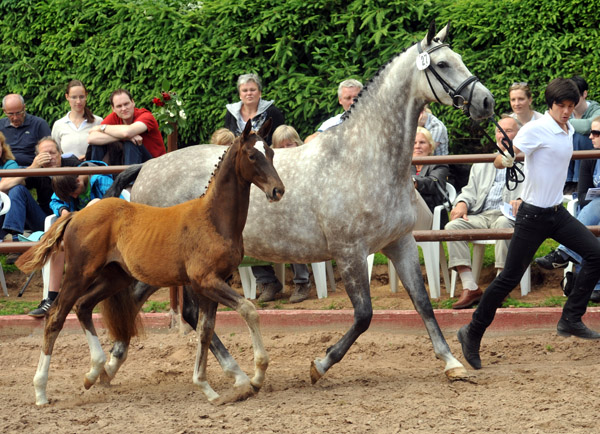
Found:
[501,154,515,168]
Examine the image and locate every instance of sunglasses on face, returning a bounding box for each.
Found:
[590,130,600,138]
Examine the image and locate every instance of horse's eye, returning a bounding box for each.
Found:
[248,153,256,161]
[437,61,449,68]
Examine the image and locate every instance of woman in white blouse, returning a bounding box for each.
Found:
[51,80,102,159]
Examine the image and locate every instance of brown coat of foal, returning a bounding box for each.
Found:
[16,119,285,406]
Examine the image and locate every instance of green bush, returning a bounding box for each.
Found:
[1,0,599,151]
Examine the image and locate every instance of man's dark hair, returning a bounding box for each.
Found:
[545,78,580,108]
[109,88,133,106]
[570,75,588,94]
[51,175,79,203]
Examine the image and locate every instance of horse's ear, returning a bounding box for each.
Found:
[242,119,253,139]
[435,22,451,43]
[426,20,436,46]
[258,118,272,141]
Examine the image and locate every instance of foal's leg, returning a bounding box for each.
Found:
[182,285,251,387]
[192,295,220,401]
[310,252,372,383]
[33,276,91,405]
[383,235,467,380]
[99,281,161,384]
[194,278,269,396]
[74,266,135,390]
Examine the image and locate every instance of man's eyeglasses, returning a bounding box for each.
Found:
[590,130,600,138]
[3,109,25,117]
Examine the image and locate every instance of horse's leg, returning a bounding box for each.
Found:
[74,265,135,390]
[33,277,89,405]
[310,253,372,384]
[382,235,468,380]
[194,278,268,399]
[192,295,220,402]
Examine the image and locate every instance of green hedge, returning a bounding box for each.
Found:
[1,0,599,152]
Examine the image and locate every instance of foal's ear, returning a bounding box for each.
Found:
[242,119,253,139]
[258,118,272,141]
[426,20,436,46]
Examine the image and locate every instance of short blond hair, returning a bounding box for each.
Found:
[272,125,303,148]
[0,132,16,165]
[415,126,436,153]
[210,128,235,146]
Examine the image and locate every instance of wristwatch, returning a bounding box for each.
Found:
[100,124,107,132]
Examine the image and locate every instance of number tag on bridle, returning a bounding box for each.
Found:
[416,52,430,70]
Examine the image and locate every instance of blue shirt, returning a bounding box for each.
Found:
[0,114,51,166]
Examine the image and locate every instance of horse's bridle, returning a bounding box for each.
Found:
[417,40,479,117]
[417,40,525,191]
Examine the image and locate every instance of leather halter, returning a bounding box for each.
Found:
[417,40,479,117]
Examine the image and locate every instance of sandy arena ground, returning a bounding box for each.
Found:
[2,265,598,433]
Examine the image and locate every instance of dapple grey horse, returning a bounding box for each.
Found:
[107,22,494,398]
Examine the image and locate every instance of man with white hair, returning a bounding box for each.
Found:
[304,79,363,142]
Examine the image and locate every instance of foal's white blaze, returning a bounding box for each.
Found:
[255,141,267,156]
[34,352,51,405]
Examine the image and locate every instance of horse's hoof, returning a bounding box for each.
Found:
[213,382,256,405]
[445,366,469,381]
[98,370,112,386]
[83,375,95,390]
[310,360,324,384]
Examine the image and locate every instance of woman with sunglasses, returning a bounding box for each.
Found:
[535,116,600,303]
[508,82,543,127]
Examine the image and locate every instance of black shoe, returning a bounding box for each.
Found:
[590,291,600,303]
[28,298,53,318]
[557,318,600,339]
[5,252,21,265]
[535,250,569,270]
[457,325,482,369]
[256,281,283,303]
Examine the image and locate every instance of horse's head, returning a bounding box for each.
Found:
[416,21,494,120]
[237,119,285,202]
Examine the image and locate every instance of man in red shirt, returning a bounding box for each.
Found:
[87,88,165,164]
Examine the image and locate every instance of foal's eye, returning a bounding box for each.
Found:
[437,61,449,68]
[248,153,256,161]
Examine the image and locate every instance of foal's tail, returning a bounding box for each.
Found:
[100,280,143,342]
[105,164,143,198]
[15,213,76,273]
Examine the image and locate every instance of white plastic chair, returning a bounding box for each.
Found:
[563,198,579,279]
[238,254,374,300]
[388,183,456,298]
[449,240,531,297]
[0,191,11,296]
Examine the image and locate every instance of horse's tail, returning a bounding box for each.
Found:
[105,164,143,198]
[15,213,76,273]
[100,281,144,342]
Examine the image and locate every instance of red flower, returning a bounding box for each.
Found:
[161,92,171,101]
[153,97,164,107]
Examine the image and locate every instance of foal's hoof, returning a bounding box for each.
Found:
[445,366,469,381]
[83,375,95,390]
[98,369,112,386]
[310,360,325,384]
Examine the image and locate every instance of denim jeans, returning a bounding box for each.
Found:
[470,202,600,336]
[566,133,593,183]
[89,141,153,165]
[252,264,310,285]
[2,184,47,235]
[557,197,600,291]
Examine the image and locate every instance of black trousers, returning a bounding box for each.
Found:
[470,202,600,336]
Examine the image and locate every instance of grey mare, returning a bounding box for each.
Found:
[107,22,494,398]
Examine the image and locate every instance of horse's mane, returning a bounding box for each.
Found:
[340,43,414,123]
[199,145,230,199]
